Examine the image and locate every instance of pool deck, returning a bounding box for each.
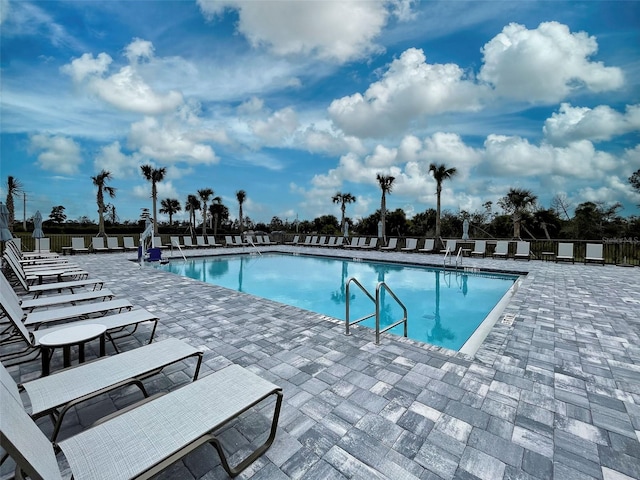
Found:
[3,245,640,480]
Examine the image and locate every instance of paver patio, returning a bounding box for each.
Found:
[2,245,639,479]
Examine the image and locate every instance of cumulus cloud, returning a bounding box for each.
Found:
[543,103,640,145]
[479,21,624,103]
[328,48,488,138]
[128,116,219,164]
[61,39,184,115]
[197,0,396,63]
[133,180,178,202]
[94,141,140,178]
[484,135,618,179]
[29,134,83,174]
[250,107,299,144]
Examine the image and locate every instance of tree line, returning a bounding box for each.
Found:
[5,166,640,242]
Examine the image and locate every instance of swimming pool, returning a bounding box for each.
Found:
[154,253,519,353]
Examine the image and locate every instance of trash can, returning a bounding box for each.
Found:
[147,248,162,262]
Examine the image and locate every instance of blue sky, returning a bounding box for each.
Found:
[1,0,639,226]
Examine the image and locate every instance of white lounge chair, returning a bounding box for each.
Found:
[285,235,300,245]
[514,241,530,261]
[361,238,378,249]
[556,242,575,263]
[207,235,223,247]
[493,241,509,259]
[106,237,124,252]
[401,238,418,252]
[584,243,605,265]
[122,236,138,251]
[170,236,184,248]
[470,240,486,257]
[183,236,197,248]
[71,237,89,254]
[31,237,51,253]
[440,239,458,255]
[419,239,435,253]
[91,237,109,253]
[1,273,113,312]
[2,338,202,440]
[153,236,168,249]
[196,236,207,247]
[380,238,398,251]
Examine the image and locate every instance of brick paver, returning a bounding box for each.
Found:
[2,245,639,479]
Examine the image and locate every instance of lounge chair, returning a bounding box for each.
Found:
[3,257,104,299]
[183,236,198,248]
[1,273,113,312]
[344,237,362,249]
[419,239,435,253]
[492,240,509,259]
[361,238,378,250]
[380,238,398,251]
[326,237,336,247]
[122,236,138,251]
[71,237,89,254]
[400,238,417,252]
[514,241,531,260]
[556,242,575,263]
[1,363,283,479]
[285,235,300,245]
[470,240,486,257]
[170,236,184,248]
[331,237,344,248]
[196,236,207,247]
[2,338,202,441]
[153,236,168,249]
[31,237,51,253]
[1,290,158,364]
[106,237,124,252]
[234,235,246,246]
[584,243,605,265]
[440,239,458,255]
[7,239,58,260]
[5,243,67,266]
[207,235,223,247]
[301,236,313,246]
[91,237,109,253]
[317,236,327,247]
[3,252,88,284]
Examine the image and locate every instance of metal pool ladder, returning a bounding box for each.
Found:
[345,277,408,345]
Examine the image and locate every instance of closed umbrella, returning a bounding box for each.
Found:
[0,202,12,242]
[32,210,45,252]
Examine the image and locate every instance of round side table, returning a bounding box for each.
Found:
[39,324,107,376]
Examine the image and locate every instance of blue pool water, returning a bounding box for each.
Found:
[154,253,518,351]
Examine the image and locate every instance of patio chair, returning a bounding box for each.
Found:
[470,240,486,257]
[301,236,313,246]
[91,237,109,253]
[5,243,67,266]
[1,363,283,480]
[106,237,124,252]
[234,235,246,246]
[170,236,184,248]
[2,338,203,441]
[71,237,89,254]
[153,236,169,249]
[400,238,418,252]
[31,237,51,253]
[7,239,58,260]
[344,237,362,249]
[419,238,435,253]
[285,235,300,245]
[492,240,509,259]
[317,236,327,247]
[3,252,88,284]
[207,235,223,247]
[556,242,575,263]
[196,236,207,247]
[514,241,530,261]
[183,236,197,248]
[122,236,138,251]
[332,237,344,248]
[3,255,104,299]
[584,243,605,265]
[0,290,158,365]
[440,239,458,255]
[1,272,113,312]
[380,238,398,251]
[361,238,378,250]
[224,235,235,246]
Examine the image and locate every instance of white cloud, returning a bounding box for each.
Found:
[61,40,184,115]
[484,135,618,179]
[29,134,83,174]
[543,103,640,145]
[328,48,487,137]
[1,0,10,24]
[250,107,299,144]
[133,180,178,202]
[479,21,624,103]
[197,0,394,63]
[94,141,140,179]
[128,116,219,165]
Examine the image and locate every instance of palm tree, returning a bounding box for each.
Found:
[197,188,216,236]
[332,192,356,236]
[208,199,225,235]
[5,176,23,233]
[429,163,457,248]
[91,170,116,238]
[498,187,538,239]
[376,174,395,242]
[140,165,166,235]
[159,198,181,226]
[236,190,246,234]
[185,194,201,236]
